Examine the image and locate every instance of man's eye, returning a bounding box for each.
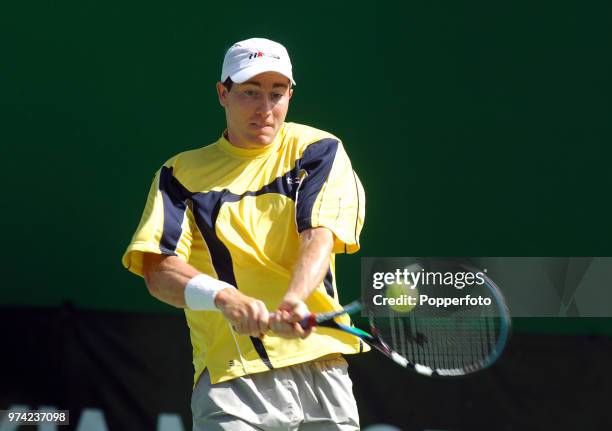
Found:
[271,93,283,100]
[245,90,258,97]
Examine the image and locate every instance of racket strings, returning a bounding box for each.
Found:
[364,259,510,375]
[371,304,504,373]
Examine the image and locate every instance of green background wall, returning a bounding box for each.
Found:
[2,1,611,332]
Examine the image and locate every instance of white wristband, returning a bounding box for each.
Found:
[184,274,235,311]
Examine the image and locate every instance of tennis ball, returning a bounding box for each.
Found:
[385,283,418,313]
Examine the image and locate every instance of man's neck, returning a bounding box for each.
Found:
[224,129,274,150]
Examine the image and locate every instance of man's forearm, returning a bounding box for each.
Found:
[142,254,200,308]
[284,227,334,301]
[142,254,267,336]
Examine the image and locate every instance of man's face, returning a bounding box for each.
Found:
[217,71,293,149]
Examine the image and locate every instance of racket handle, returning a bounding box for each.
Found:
[299,314,317,330]
[268,313,317,329]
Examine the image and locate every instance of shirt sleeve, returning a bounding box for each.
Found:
[295,138,366,254]
[121,163,194,277]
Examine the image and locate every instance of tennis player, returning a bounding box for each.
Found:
[122,37,366,430]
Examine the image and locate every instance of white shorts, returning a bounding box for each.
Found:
[191,356,360,431]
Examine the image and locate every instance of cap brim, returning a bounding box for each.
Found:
[230,63,296,86]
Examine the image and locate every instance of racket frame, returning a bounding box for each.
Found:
[301,267,511,377]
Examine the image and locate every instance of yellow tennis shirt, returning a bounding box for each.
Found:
[122,122,367,385]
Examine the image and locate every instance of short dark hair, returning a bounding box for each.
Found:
[222,77,234,91]
[222,76,293,92]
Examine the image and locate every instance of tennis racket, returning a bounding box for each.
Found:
[304,259,511,376]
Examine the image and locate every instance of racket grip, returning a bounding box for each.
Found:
[299,314,317,329]
[268,313,317,329]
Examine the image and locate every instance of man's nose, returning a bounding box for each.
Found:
[255,96,274,115]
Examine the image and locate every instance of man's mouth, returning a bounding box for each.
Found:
[250,123,274,130]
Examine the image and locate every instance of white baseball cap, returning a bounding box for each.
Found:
[221,38,296,85]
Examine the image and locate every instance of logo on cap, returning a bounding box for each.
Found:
[248,51,281,60]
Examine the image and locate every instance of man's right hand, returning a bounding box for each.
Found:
[214,288,269,338]
[269,295,312,339]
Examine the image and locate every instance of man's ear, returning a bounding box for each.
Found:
[288,87,294,100]
[216,82,228,107]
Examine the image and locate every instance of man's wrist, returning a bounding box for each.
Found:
[280,291,305,307]
[213,286,237,309]
[184,274,236,311]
